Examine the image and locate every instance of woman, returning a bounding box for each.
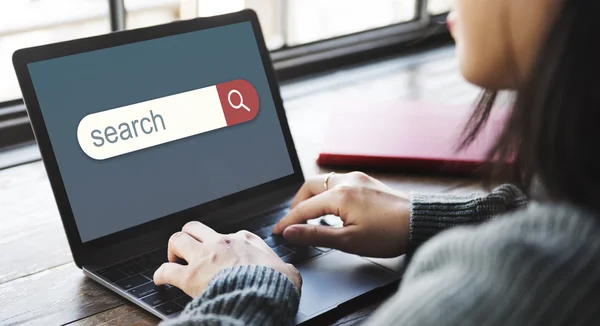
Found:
[155,0,600,324]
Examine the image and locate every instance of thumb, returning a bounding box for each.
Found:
[282,224,351,249]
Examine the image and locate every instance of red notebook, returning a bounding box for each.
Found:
[317,101,508,175]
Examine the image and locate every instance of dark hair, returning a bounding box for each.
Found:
[461,0,600,212]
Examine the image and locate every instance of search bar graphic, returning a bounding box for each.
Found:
[77,79,259,160]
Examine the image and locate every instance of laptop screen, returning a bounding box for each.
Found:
[27,21,295,242]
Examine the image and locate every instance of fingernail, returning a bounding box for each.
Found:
[284,226,299,238]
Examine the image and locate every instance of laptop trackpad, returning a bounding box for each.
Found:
[296,250,399,318]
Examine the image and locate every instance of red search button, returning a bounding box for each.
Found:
[216,79,260,126]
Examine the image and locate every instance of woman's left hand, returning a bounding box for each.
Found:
[153,221,302,298]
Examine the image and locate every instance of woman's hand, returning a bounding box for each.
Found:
[272,172,410,258]
[154,221,302,298]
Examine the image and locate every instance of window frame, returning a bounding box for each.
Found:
[0,0,450,152]
[0,99,32,149]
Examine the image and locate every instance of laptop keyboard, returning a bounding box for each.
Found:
[97,249,191,316]
[96,210,331,316]
[259,232,326,264]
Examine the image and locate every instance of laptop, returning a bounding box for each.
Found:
[12,9,401,324]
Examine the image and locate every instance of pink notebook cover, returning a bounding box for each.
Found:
[317,101,509,175]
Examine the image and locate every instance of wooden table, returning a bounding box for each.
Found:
[0,46,482,325]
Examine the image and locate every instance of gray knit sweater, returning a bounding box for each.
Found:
[164,184,600,325]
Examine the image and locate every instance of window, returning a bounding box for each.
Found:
[285,0,417,46]
[0,0,451,152]
[428,0,453,15]
[0,1,110,103]
[125,0,180,30]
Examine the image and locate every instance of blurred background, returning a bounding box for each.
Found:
[0,0,451,103]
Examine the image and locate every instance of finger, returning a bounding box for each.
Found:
[282,224,353,249]
[289,178,319,209]
[290,173,341,208]
[182,221,219,243]
[273,190,340,234]
[153,262,187,288]
[168,231,202,263]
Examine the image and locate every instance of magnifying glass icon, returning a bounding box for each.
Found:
[227,89,250,112]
